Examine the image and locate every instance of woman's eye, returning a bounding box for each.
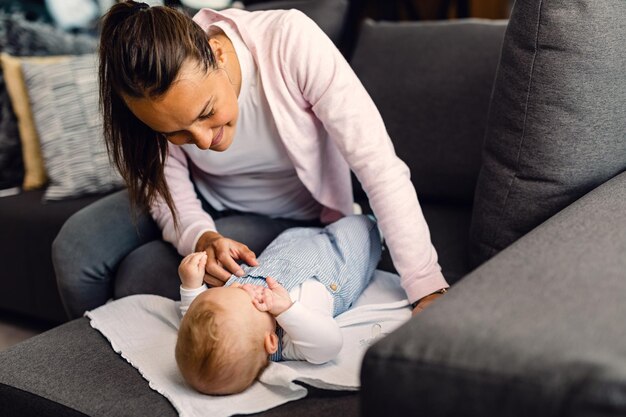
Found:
[200,109,215,120]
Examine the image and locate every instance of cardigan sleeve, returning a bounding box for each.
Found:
[277,11,449,303]
[149,144,217,256]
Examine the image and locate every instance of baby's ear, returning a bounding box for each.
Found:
[264,332,278,355]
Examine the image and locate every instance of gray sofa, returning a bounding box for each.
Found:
[1,0,625,416]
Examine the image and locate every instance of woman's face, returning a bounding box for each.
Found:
[124,58,239,152]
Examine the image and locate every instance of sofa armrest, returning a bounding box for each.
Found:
[362,171,626,417]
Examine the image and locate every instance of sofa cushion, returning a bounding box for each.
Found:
[362,171,626,417]
[22,54,124,201]
[0,54,70,191]
[469,0,626,267]
[350,19,506,205]
[0,11,97,190]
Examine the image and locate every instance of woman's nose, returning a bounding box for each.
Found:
[188,126,214,150]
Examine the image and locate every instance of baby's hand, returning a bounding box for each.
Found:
[178,252,208,289]
[246,277,293,316]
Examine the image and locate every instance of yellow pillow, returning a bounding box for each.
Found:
[0,53,70,190]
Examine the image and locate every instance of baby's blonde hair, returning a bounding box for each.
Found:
[175,301,269,395]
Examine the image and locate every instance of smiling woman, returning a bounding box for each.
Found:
[123,58,238,151]
[52,1,449,331]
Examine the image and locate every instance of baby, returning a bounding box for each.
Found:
[175,215,382,395]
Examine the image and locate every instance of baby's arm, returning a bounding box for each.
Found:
[277,300,343,364]
[246,278,342,364]
[179,252,209,316]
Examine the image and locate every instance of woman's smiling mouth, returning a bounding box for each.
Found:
[210,126,225,148]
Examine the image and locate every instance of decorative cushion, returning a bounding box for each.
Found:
[0,53,69,190]
[350,19,506,204]
[0,11,97,191]
[22,54,123,201]
[469,0,626,267]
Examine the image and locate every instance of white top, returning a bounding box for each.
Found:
[180,280,342,364]
[184,20,322,221]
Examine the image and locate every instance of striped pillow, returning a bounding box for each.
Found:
[21,54,123,201]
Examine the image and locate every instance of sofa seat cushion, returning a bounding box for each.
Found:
[0,318,359,417]
[470,0,626,266]
[362,172,626,417]
[0,189,107,322]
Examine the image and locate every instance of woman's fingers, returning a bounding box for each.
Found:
[217,251,245,277]
[203,273,226,287]
[238,246,259,267]
[204,251,233,283]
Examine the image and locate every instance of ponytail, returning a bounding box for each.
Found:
[99,1,217,226]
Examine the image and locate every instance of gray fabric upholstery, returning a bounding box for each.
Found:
[362,171,626,417]
[469,0,626,267]
[0,189,106,323]
[0,384,89,417]
[0,318,177,417]
[350,19,506,204]
[421,203,472,285]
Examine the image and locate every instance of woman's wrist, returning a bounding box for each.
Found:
[411,288,448,309]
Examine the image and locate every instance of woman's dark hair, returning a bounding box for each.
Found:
[99,1,217,226]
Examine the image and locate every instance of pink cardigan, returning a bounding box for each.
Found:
[150,8,449,303]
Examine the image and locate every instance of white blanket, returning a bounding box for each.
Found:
[86,270,410,417]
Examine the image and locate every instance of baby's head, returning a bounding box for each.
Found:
[175,286,278,395]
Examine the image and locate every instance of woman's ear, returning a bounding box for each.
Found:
[208,37,227,68]
[264,332,278,355]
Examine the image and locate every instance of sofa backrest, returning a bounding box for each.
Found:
[350,19,506,205]
[469,0,626,267]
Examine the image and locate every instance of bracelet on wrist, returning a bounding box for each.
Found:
[411,288,448,309]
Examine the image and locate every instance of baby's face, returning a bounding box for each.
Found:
[192,285,276,336]
[182,286,275,394]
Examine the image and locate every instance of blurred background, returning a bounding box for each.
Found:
[0,0,512,32]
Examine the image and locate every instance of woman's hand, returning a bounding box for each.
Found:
[195,230,258,287]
